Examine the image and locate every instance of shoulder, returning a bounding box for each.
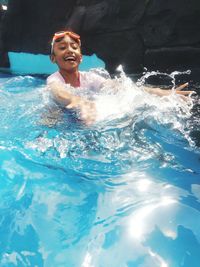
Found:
[47,71,65,85]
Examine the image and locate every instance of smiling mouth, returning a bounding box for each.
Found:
[64,56,76,62]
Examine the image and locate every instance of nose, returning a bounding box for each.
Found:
[66,44,74,54]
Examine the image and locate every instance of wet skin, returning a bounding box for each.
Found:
[49,35,96,125]
[49,35,195,125]
[50,35,82,86]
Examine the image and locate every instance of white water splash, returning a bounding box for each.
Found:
[94,67,193,126]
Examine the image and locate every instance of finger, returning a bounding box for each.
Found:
[180,95,188,101]
[84,116,96,126]
[65,103,77,109]
[80,111,96,125]
[175,90,195,96]
[175,82,188,91]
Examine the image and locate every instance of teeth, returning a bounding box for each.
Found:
[64,56,75,61]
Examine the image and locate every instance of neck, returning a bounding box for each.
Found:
[59,69,80,87]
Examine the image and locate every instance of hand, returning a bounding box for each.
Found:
[48,81,96,125]
[144,82,195,97]
[174,82,195,96]
[66,96,96,126]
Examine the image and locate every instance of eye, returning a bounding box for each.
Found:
[71,43,79,49]
[59,45,66,50]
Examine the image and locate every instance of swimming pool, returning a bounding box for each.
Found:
[0,70,200,267]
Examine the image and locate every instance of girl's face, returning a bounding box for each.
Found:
[51,35,82,73]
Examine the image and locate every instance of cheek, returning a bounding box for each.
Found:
[79,54,82,62]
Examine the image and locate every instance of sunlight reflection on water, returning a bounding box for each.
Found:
[0,69,199,267]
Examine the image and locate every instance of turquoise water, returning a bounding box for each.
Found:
[8,52,105,75]
[0,70,200,267]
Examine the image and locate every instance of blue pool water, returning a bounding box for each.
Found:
[8,52,105,75]
[0,69,200,267]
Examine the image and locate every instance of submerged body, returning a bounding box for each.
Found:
[47,70,106,99]
[0,72,199,266]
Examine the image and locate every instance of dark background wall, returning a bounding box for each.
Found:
[0,0,200,74]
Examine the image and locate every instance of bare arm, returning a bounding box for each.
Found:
[48,81,96,125]
[48,81,81,107]
[143,82,195,97]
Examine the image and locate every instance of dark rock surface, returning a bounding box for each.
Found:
[0,0,200,73]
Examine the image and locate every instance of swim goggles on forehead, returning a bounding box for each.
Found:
[51,31,81,54]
